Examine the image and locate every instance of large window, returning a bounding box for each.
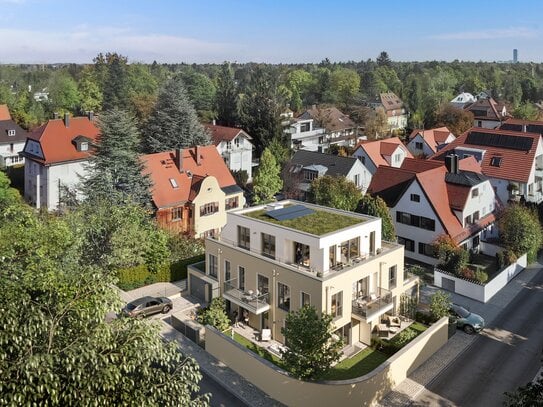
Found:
[278,283,290,312]
[331,291,343,318]
[258,274,269,296]
[340,237,359,264]
[418,242,435,257]
[397,236,415,252]
[200,202,219,216]
[208,254,217,278]
[294,242,310,267]
[389,265,397,289]
[238,266,245,290]
[238,226,250,250]
[410,194,420,202]
[301,292,311,307]
[300,122,311,132]
[261,233,276,259]
[171,207,183,221]
[396,211,435,231]
[225,260,231,282]
[225,196,239,210]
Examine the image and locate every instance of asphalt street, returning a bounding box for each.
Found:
[198,372,246,407]
[413,268,543,406]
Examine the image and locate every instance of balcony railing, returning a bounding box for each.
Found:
[351,287,393,320]
[223,281,270,315]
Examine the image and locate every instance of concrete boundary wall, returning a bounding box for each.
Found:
[434,253,527,303]
[205,317,449,407]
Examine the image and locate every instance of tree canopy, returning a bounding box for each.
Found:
[142,75,210,153]
[499,204,543,262]
[309,175,362,212]
[252,148,283,203]
[356,194,396,241]
[281,306,343,380]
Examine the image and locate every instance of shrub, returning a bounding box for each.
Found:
[429,291,452,322]
[393,328,418,348]
[475,270,489,283]
[415,311,433,325]
[197,297,230,332]
[458,267,475,280]
[496,250,517,269]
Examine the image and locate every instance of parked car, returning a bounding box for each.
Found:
[450,304,485,334]
[122,296,173,318]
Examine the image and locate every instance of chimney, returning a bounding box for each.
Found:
[87,111,94,122]
[212,119,216,126]
[195,145,201,165]
[53,112,59,119]
[522,124,527,132]
[445,154,459,174]
[452,154,459,174]
[175,148,183,172]
[64,112,70,128]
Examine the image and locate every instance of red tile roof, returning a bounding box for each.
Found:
[409,127,455,153]
[299,106,356,132]
[431,127,541,183]
[0,104,11,121]
[25,117,99,165]
[369,157,492,244]
[465,98,507,121]
[142,145,237,209]
[204,124,251,146]
[354,137,413,167]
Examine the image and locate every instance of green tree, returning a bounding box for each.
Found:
[181,70,216,121]
[432,234,469,276]
[356,194,396,241]
[363,107,389,139]
[376,51,392,67]
[197,297,230,332]
[83,108,152,206]
[252,148,282,203]
[96,52,130,110]
[499,204,543,262]
[429,290,452,322]
[512,102,539,120]
[78,66,103,113]
[0,203,208,406]
[0,171,21,210]
[435,104,474,136]
[281,306,343,380]
[326,68,361,107]
[309,175,362,211]
[215,62,239,126]
[48,71,80,114]
[142,75,210,153]
[503,377,543,407]
[284,69,315,111]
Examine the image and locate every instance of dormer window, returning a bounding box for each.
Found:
[80,141,89,151]
[7,129,15,137]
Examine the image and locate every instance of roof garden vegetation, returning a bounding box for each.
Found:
[245,208,365,235]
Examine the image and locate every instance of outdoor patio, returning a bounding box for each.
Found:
[373,315,415,340]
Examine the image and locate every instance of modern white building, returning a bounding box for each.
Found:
[205,124,255,181]
[284,117,327,152]
[0,104,28,167]
[21,113,99,210]
[188,201,419,345]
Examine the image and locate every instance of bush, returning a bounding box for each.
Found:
[429,291,452,322]
[371,327,421,356]
[458,267,475,280]
[475,270,489,283]
[117,254,205,290]
[197,297,230,332]
[415,311,434,325]
[496,250,517,269]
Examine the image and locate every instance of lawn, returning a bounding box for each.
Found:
[245,208,365,235]
[322,347,388,380]
[227,329,284,368]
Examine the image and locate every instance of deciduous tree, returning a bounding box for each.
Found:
[429,290,452,322]
[281,306,343,380]
[197,298,230,332]
[435,104,474,136]
[499,204,543,262]
[356,194,396,241]
[309,175,362,211]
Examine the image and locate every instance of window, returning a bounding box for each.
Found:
[278,283,290,312]
[226,141,231,150]
[225,196,239,210]
[225,260,231,282]
[420,217,435,231]
[358,155,366,165]
[415,141,423,150]
[258,274,269,295]
[472,211,480,222]
[304,170,318,181]
[394,153,402,164]
[418,242,435,257]
[301,292,311,307]
[389,265,397,289]
[300,122,311,132]
[171,207,183,221]
[261,233,276,259]
[235,137,240,147]
[490,156,502,167]
[238,266,245,290]
[7,129,15,137]
[294,242,310,267]
[200,202,219,216]
[396,211,435,231]
[169,178,179,188]
[465,215,472,225]
[208,254,217,278]
[331,291,343,318]
[354,174,360,187]
[9,143,13,153]
[80,141,89,151]
[410,194,420,202]
[340,237,359,263]
[238,226,250,250]
[471,188,479,198]
[397,236,415,252]
[473,235,480,247]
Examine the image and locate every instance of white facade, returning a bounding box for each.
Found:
[24,158,89,210]
[345,160,373,193]
[353,143,409,176]
[0,140,25,167]
[407,133,455,157]
[387,114,408,131]
[474,119,501,129]
[285,118,326,152]
[216,133,254,180]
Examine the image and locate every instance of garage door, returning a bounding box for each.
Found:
[442,277,456,293]
[190,275,207,302]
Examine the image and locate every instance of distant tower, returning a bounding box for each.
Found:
[513,49,518,63]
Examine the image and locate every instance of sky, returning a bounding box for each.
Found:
[1,0,543,64]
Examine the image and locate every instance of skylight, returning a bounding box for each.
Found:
[169,178,179,188]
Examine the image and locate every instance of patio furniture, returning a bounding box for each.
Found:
[260,329,271,342]
[388,326,399,334]
[377,323,389,337]
[369,293,378,302]
[387,315,401,328]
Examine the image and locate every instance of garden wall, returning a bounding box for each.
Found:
[480,241,503,257]
[434,253,527,303]
[205,317,449,407]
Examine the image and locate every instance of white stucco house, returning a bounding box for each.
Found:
[0,104,28,167]
[450,92,476,109]
[369,156,499,265]
[352,137,413,176]
[407,127,456,157]
[21,113,99,210]
[284,117,327,152]
[205,124,255,181]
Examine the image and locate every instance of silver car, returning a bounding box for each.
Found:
[122,296,173,318]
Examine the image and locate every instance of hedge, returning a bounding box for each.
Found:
[117,254,205,290]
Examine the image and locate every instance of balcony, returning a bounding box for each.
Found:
[351,287,393,321]
[223,281,270,315]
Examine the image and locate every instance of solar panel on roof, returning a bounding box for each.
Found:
[265,204,315,221]
[466,131,533,151]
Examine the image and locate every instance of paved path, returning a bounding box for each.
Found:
[380,260,543,406]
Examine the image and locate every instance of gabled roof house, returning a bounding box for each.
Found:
[465,97,509,129]
[0,104,28,167]
[352,137,413,175]
[407,127,456,157]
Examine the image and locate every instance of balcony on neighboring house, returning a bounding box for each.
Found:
[223,280,270,315]
[351,287,393,321]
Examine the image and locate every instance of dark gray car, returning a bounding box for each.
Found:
[123,296,173,318]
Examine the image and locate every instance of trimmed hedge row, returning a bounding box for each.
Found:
[117,254,205,290]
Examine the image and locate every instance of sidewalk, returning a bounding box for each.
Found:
[379,259,543,406]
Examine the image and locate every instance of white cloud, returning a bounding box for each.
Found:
[431,27,538,41]
[0,27,240,63]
